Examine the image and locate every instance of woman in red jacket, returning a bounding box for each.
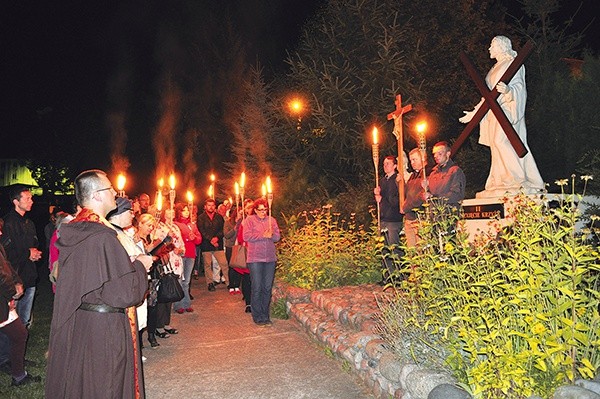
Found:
[173,203,202,313]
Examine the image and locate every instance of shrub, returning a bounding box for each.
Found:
[377,179,600,398]
[277,205,382,290]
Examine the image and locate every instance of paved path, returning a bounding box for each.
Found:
[143,277,373,399]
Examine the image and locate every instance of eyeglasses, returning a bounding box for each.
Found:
[95,186,114,193]
[255,208,268,212]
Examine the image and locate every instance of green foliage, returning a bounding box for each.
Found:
[26,160,73,196]
[270,297,289,320]
[377,187,600,398]
[277,206,382,290]
[272,0,506,196]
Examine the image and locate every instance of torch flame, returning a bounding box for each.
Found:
[261,184,267,197]
[372,127,378,145]
[235,182,239,195]
[266,176,272,193]
[210,173,215,182]
[416,121,427,133]
[240,172,246,188]
[169,174,176,190]
[116,174,126,191]
[157,191,163,211]
[186,190,193,203]
[158,178,164,188]
[208,184,213,198]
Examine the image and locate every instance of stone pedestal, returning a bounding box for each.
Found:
[461,197,507,241]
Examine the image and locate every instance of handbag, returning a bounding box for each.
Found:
[157,262,185,303]
[230,244,248,269]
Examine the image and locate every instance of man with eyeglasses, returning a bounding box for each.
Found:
[46,169,152,398]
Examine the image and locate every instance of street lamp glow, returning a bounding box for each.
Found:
[288,99,304,115]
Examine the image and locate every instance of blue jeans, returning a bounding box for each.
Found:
[247,262,276,324]
[16,287,36,327]
[173,257,195,311]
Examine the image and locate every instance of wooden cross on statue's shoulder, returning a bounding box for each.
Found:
[451,41,534,158]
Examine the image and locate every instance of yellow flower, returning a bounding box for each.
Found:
[531,323,546,335]
[444,243,455,253]
[555,179,568,186]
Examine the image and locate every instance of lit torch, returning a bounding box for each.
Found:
[186,190,194,222]
[169,173,176,210]
[156,177,164,213]
[240,172,246,219]
[116,173,126,198]
[234,182,240,216]
[372,127,381,231]
[416,121,428,196]
[266,176,273,230]
[210,173,216,200]
[155,190,163,228]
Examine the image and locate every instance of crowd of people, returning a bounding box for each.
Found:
[0,170,281,396]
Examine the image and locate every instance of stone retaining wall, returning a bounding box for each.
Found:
[272,281,468,399]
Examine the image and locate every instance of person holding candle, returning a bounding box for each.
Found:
[197,198,229,291]
[403,148,432,247]
[242,198,280,326]
[173,203,201,313]
[235,201,254,313]
[374,154,408,284]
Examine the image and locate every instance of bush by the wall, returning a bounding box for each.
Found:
[377,181,600,398]
[277,205,382,290]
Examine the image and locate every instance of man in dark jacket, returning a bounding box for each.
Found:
[197,198,228,291]
[1,185,42,328]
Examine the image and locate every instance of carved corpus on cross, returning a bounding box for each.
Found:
[387,94,412,212]
[451,41,534,157]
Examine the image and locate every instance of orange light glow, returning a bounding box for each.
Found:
[186,190,193,203]
[372,127,378,145]
[240,172,246,188]
[266,176,272,193]
[169,174,176,190]
[157,192,163,211]
[235,182,239,196]
[416,121,427,133]
[116,174,126,191]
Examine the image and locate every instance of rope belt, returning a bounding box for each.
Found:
[78,302,125,314]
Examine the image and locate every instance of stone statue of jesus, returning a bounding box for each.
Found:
[459,36,544,198]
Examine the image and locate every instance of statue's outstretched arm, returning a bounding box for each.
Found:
[459,97,484,124]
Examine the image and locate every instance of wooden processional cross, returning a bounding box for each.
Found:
[387,94,412,212]
[450,40,534,158]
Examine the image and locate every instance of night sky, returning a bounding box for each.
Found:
[1,0,597,196]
